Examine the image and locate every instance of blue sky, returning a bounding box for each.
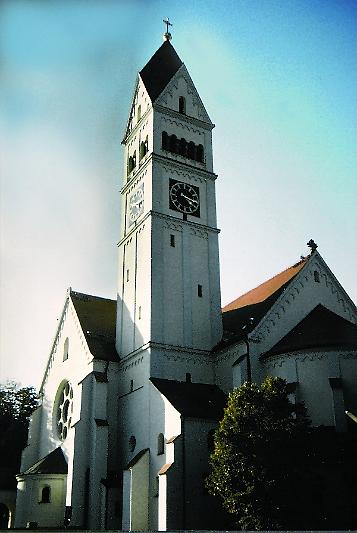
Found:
[1,0,356,387]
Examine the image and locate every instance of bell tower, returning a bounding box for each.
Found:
[115,34,222,371]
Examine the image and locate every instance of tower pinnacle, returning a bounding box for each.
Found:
[163,17,172,41]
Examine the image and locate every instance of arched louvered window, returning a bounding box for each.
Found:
[179,138,187,157]
[187,141,196,160]
[196,144,204,163]
[162,131,169,150]
[170,134,179,154]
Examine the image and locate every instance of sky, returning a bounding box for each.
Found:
[1,0,356,388]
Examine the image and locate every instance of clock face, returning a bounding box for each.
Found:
[128,184,144,225]
[169,179,200,217]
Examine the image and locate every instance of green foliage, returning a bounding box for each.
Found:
[0,381,39,471]
[207,377,323,530]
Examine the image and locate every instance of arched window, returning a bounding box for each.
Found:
[157,433,165,455]
[127,156,134,174]
[162,131,169,150]
[170,134,179,154]
[196,144,204,163]
[63,337,69,361]
[207,429,215,453]
[187,141,196,160]
[314,270,320,283]
[139,140,147,160]
[179,138,187,157]
[41,485,51,503]
[179,96,186,114]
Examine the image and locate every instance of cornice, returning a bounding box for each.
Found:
[154,152,217,180]
[154,103,214,131]
[263,348,357,368]
[117,210,219,247]
[121,152,217,196]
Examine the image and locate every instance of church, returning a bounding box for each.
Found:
[13,31,357,531]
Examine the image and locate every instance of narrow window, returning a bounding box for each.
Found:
[130,379,134,392]
[129,435,136,452]
[179,96,186,114]
[137,104,141,121]
[314,270,320,283]
[186,372,192,383]
[138,306,142,319]
[198,284,203,297]
[126,269,129,282]
[41,486,51,503]
[170,234,175,247]
[157,433,165,455]
[63,337,69,361]
[154,476,159,497]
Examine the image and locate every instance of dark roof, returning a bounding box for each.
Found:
[125,448,149,470]
[139,40,183,102]
[70,290,119,362]
[219,257,310,348]
[262,304,357,358]
[21,447,67,475]
[150,378,226,420]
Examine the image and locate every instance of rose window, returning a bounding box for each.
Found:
[56,381,73,440]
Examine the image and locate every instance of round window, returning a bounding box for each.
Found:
[55,381,73,440]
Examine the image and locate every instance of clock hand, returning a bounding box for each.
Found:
[181,193,198,205]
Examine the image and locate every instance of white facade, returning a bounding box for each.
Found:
[13,38,357,531]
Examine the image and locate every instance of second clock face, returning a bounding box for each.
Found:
[169,179,200,217]
[128,184,144,225]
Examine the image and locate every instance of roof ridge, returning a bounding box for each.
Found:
[223,255,310,312]
[70,289,115,303]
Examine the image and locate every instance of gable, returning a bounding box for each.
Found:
[220,250,357,352]
[155,65,212,124]
[262,304,357,358]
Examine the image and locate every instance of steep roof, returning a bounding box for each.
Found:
[220,256,309,345]
[223,256,308,312]
[139,40,183,102]
[150,377,226,420]
[70,290,118,362]
[21,447,67,475]
[262,304,357,358]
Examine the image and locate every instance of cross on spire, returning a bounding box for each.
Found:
[163,17,173,41]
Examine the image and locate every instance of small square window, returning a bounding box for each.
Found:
[170,234,175,247]
[198,284,203,297]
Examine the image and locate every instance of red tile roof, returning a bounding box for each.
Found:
[223,256,309,312]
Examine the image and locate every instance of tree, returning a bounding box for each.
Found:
[0,381,39,472]
[207,377,324,530]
